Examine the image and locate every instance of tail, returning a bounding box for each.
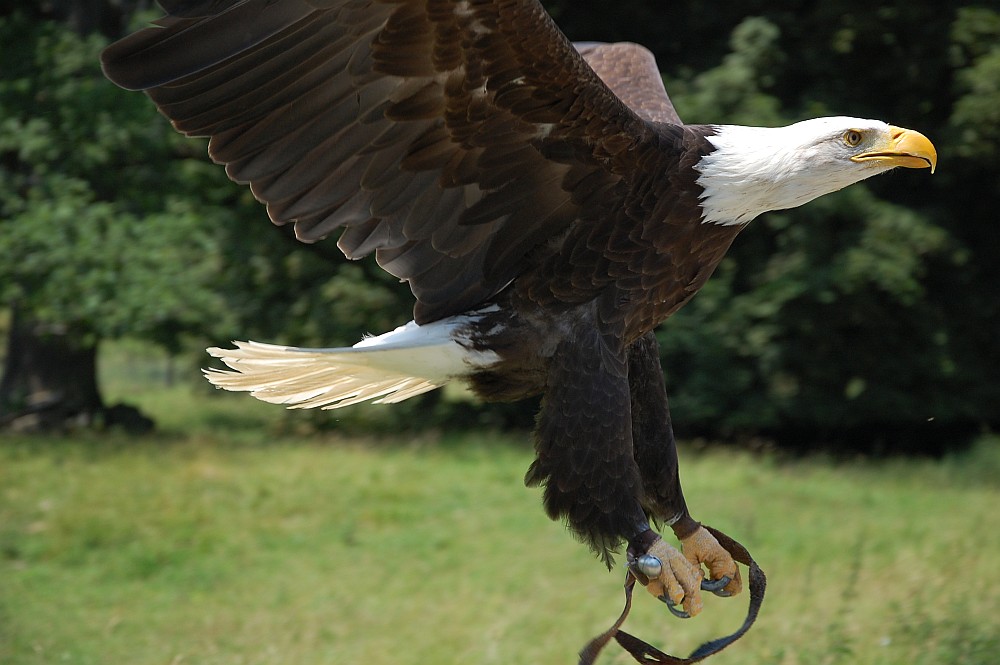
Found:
[203,318,497,409]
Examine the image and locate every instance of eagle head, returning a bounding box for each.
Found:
[694,117,937,226]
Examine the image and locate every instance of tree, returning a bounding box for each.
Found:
[0,9,236,430]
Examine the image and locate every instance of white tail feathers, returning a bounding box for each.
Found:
[203,317,498,409]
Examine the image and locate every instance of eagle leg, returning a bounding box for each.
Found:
[525,321,741,615]
[626,332,743,607]
[525,321,649,567]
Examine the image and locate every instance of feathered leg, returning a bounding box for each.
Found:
[627,331,691,530]
[626,331,743,608]
[525,323,649,567]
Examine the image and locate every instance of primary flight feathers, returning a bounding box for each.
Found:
[101,0,693,325]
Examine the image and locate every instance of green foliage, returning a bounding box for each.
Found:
[211,227,412,350]
[949,7,1000,159]
[0,13,233,348]
[0,178,225,344]
[668,17,785,125]
[663,185,957,434]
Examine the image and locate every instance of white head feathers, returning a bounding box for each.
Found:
[695,117,904,226]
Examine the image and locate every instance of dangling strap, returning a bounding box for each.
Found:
[579,525,767,665]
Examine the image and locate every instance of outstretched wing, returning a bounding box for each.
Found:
[102,0,680,323]
[574,42,681,125]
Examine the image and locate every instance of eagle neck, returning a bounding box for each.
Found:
[692,124,811,226]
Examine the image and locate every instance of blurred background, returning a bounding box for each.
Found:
[1,1,998,664]
[2,0,998,451]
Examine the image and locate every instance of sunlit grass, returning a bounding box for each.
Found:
[1,346,997,664]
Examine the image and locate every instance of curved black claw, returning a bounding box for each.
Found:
[658,594,691,619]
[700,575,731,595]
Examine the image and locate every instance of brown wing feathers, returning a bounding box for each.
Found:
[103,2,317,91]
[574,42,682,126]
[100,0,684,323]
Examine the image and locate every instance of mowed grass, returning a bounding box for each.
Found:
[1,363,998,664]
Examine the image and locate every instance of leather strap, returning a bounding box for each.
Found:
[579,525,767,665]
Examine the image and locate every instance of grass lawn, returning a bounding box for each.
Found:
[1,359,998,664]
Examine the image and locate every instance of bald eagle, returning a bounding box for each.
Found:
[102,0,936,625]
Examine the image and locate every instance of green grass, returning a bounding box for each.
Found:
[1,358,999,664]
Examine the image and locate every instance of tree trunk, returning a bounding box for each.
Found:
[0,308,105,431]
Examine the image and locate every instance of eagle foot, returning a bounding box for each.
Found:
[659,581,730,618]
[627,527,743,618]
[627,537,705,617]
[680,525,743,599]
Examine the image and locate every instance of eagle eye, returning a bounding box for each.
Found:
[843,130,863,147]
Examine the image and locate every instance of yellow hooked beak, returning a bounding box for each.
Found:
[851,126,938,174]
